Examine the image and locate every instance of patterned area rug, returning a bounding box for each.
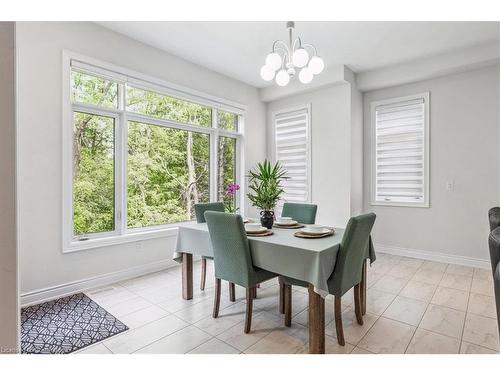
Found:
[21,293,128,354]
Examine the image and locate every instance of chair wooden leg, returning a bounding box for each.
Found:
[284,284,292,327]
[229,282,236,302]
[244,287,255,333]
[279,276,285,314]
[213,278,221,318]
[200,258,207,291]
[361,259,367,315]
[354,284,364,325]
[334,296,345,346]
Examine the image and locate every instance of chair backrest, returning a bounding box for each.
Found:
[204,211,256,287]
[281,203,317,224]
[488,227,500,336]
[489,207,500,231]
[194,202,224,223]
[328,213,376,296]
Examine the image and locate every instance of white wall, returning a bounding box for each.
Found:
[267,83,352,226]
[345,68,364,215]
[0,21,19,352]
[16,22,266,299]
[363,66,500,263]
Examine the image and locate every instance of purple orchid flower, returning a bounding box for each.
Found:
[226,183,240,195]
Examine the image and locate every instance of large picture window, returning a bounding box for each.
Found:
[63,53,244,251]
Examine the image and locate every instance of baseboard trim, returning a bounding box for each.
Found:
[375,243,490,269]
[20,259,178,307]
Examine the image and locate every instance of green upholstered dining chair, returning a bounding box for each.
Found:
[204,211,279,333]
[282,213,376,345]
[193,202,234,297]
[281,202,318,224]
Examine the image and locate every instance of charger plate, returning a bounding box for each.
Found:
[294,228,335,238]
[273,223,305,229]
[247,229,273,237]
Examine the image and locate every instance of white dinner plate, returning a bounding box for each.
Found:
[245,226,268,234]
[275,220,298,226]
[301,227,331,235]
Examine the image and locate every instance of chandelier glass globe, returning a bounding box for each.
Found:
[292,48,309,68]
[265,52,282,71]
[298,67,313,84]
[275,69,290,86]
[260,65,275,81]
[308,56,325,75]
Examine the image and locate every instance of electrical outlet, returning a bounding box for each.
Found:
[446,180,454,191]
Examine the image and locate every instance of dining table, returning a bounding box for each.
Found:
[173,220,376,354]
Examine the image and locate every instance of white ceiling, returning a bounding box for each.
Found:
[98,21,500,88]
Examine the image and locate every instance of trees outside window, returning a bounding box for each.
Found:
[73,112,115,235]
[127,122,210,228]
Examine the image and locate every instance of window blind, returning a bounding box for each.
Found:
[373,96,428,205]
[274,107,310,214]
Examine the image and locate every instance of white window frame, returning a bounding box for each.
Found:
[62,51,246,253]
[271,104,312,213]
[370,92,430,208]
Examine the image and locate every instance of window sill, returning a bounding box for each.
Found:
[370,201,430,208]
[63,226,180,254]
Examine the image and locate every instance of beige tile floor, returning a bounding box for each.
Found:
[75,254,500,354]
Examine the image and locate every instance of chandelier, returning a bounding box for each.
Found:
[260,21,325,86]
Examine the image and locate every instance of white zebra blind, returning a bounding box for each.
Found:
[372,93,429,207]
[274,107,311,214]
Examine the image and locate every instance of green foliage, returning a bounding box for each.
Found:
[218,137,237,211]
[71,70,118,108]
[247,160,287,212]
[217,111,238,131]
[127,122,210,228]
[73,113,115,235]
[127,86,212,127]
[71,71,237,236]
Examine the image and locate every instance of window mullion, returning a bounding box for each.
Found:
[210,109,219,203]
[121,83,127,234]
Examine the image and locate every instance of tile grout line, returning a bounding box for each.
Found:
[349,259,410,351]
[350,259,406,350]
[403,264,446,353]
[95,262,218,352]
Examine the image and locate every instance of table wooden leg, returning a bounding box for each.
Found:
[308,284,325,354]
[279,276,285,314]
[361,259,367,315]
[182,253,193,300]
[284,284,292,327]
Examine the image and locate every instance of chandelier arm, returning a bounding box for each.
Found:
[301,43,318,56]
[292,37,302,51]
[272,40,290,55]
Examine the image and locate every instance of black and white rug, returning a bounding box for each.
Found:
[21,293,128,354]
